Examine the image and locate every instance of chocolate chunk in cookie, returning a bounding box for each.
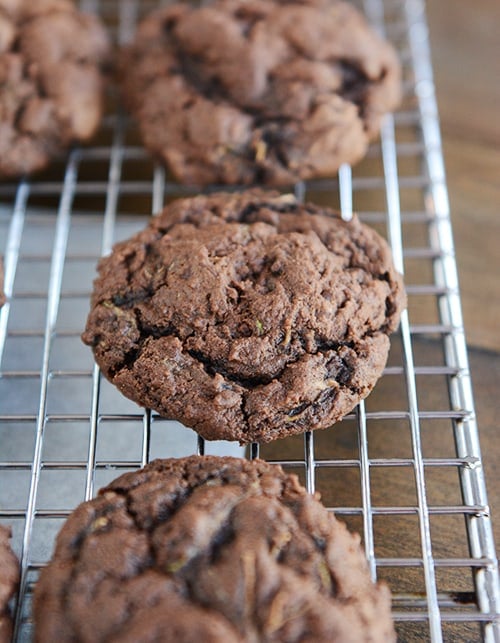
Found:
[0,525,19,643]
[34,456,395,642]
[121,0,401,186]
[0,0,110,178]
[82,190,405,443]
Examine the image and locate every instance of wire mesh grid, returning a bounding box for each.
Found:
[0,0,499,641]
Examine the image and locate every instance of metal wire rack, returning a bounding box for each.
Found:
[0,0,499,641]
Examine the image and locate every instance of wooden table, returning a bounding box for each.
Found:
[427,0,500,353]
[427,0,500,550]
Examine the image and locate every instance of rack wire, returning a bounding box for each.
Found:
[0,0,499,641]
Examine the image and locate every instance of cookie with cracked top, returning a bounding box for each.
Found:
[34,455,396,642]
[82,189,405,443]
[0,525,19,643]
[121,0,401,186]
[0,0,110,179]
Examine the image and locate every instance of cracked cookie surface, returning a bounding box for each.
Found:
[33,456,395,642]
[121,0,401,186]
[82,190,405,443]
[0,0,110,178]
[0,525,19,643]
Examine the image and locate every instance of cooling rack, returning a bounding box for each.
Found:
[0,0,499,641]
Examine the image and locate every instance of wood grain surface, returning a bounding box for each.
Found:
[426,0,499,547]
[427,0,500,353]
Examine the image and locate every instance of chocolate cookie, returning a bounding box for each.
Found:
[82,190,405,443]
[34,456,395,642]
[121,0,401,186]
[0,525,19,643]
[0,0,110,179]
